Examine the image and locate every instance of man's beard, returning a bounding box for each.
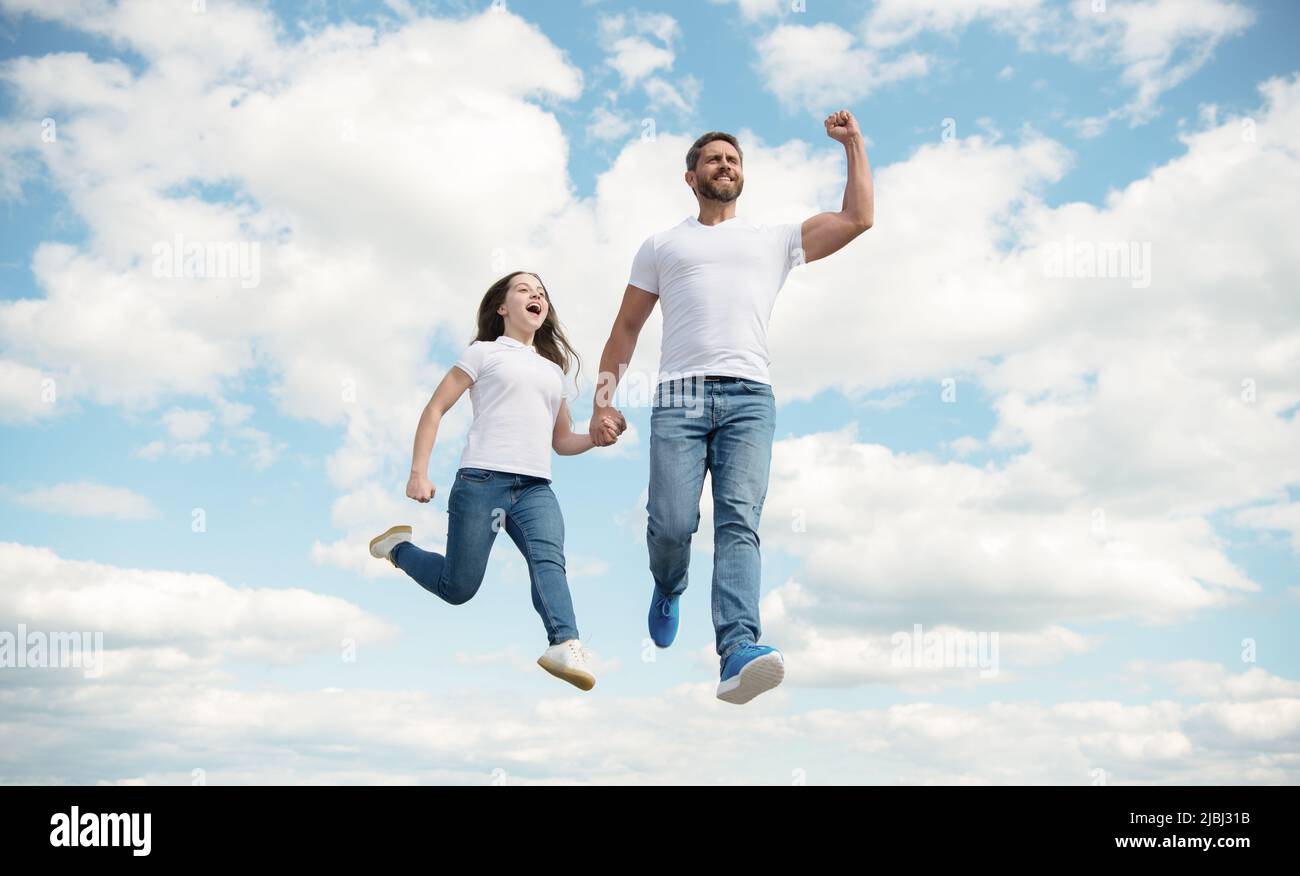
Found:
[698,174,743,203]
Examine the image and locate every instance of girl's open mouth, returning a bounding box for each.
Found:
[526,302,543,315]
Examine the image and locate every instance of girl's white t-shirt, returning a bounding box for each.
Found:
[627,215,804,384]
[453,335,565,480]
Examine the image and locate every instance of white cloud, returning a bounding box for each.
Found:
[1135,660,1300,701]
[643,74,699,115]
[7,481,159,520]
[0,359,58,424]
[134,403,282,467]
[3,654,1297,783]
[217,424,285,470]
[604,35,675,87]
[1233,501,1300,554]
[753,22,929,113]
[758,427,1256,630]
[759,587,1094,691]
[162,407,213,441]
[860,0,1254,132]
[311,482,450,579]
[1065,0,1255,129]
[586,104,635,142]
[0,6,582,429]
[863,0,1045,49]
[598,12,680,86]
[596,11,695,119]
[0,541,397,662]
[732,0,1251,126]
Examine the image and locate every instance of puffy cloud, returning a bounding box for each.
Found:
[6,481,159,520]
[3,648,1296,783]
[0,542,396,662]
[740,0,1252,128]
[760,427,1256,630]
[162,407,213,441]
[753,22,930,113]
[1134,660,1300,701]
[597,12,674,84]
[863,0,1045,49]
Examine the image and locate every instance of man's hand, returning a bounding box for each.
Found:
[407,472,435,503]
[591,409,627,447]
[824,109,861,144]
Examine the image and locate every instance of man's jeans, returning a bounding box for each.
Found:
[648,376,776,660]
[392,468,579,646]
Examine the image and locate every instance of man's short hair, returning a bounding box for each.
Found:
[686,131,743,173]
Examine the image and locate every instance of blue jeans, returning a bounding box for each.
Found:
[392,468,579,646]
[647,377,776,660]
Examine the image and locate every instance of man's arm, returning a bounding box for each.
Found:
[590,283,657,446]
[801,109,873,264]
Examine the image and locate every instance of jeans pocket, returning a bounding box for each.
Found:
[457,467,492,482]
[738,379,773,395]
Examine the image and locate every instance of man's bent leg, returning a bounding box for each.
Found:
[647,378,710,600]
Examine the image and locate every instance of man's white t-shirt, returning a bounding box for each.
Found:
[453,335,564,480]
[627,215,804,385]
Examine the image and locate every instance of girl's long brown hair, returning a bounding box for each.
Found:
[474,270,582,401]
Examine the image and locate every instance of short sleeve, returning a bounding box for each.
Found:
[453,342,486,381]
[627,235,659,295]
[780,221,805,271]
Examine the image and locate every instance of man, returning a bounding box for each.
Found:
[592,110,873,704]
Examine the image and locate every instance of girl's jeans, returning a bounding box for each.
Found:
[392,468,579,646]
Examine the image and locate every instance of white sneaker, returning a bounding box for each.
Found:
[537,639,596,691]
[368,525,413,568]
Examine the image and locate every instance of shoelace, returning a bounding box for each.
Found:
[567,641,592,665]
[658,597,673,617]
[723,644,766,670]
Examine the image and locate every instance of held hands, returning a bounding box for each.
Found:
[824,109,861,144]
[406,472,435,503]
[590,409,627,447]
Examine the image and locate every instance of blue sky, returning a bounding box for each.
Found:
[2,0,1299,784]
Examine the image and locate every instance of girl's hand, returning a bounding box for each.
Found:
[591,406,626,446]
[407,472,436,503]
[598,416,621,446]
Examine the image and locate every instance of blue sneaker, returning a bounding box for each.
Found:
[716,644,785,704]
[648,592,680,648]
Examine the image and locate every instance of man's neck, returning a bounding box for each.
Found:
[695,200,737,226]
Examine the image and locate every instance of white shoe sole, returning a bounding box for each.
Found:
[716,652,785,704]
[537,657,596,691]
[368,525,412,567]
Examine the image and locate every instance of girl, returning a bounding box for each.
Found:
[368,271,623,690]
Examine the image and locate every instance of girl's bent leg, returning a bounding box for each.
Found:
[392,541,454,600]
[504,481,579,645]
[393,471,501,605]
